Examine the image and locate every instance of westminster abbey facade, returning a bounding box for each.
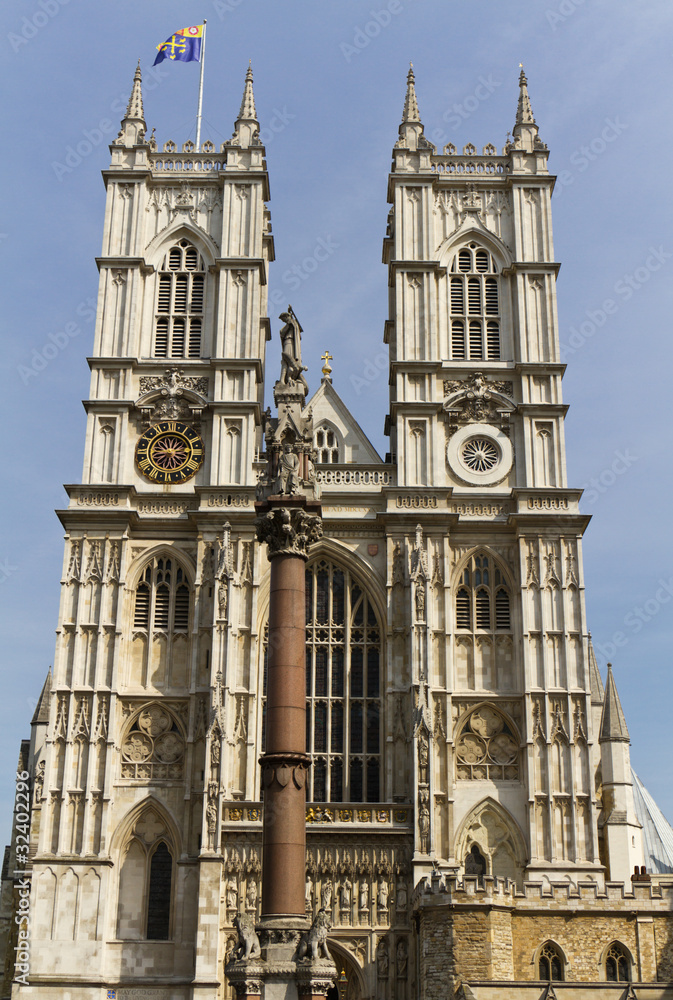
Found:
[1,61,673,1000]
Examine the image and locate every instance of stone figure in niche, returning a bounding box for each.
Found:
[321,879,333,910]
[305,878,314,913]
[396,879,408,910]
[217,581,228,619]
[277,443,300,495]
[206,799,217,846]
[377,880,389,910]
[415,581,426,620]
[418,790,430,854]
[338,879,352,909]
[278,306,309,395]
[359,881,369,909]
[246,879,258,910]
[465,844,487,883]
[377,940,389,978]
[418,730,429,785]
[226,877,238,910]
[396,938,408,979]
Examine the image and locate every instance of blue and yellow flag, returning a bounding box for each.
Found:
[154,25,204,66]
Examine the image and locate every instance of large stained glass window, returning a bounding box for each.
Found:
[263,559,382,803]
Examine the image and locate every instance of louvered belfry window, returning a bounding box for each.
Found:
[154,239,204,359]
[133,557,191,633]
[455,553,511,632]
[449,243,501,361]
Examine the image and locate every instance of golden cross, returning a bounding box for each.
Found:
[321,351,333,377]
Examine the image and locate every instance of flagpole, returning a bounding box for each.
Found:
[195,20,207,151]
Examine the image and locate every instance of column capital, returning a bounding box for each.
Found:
[255,499,323,561]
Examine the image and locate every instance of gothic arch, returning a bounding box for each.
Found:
[598,939,634,980]
[126,545,196,590]
[451,545,516,592]
[144,221,218,269]
[111,797,181,941]
[110,795,182,857]
[532,939,568,980]
[454,797,527,884]
[453,701,521,744]
[437,224,513,271]
[326,941,366,999]
[314,420,344,464]
[256,537,387,632]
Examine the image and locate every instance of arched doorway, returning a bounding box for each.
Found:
[328,943,364,999]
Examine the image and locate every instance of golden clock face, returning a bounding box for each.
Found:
[135,421,204,484]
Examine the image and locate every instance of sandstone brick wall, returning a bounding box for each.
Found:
[417,877,673,998]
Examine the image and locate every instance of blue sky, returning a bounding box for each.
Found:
[1,0,672,831]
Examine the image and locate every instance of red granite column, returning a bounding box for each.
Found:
[255,499,322,918]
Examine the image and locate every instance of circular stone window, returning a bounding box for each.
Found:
[447,423,513,486]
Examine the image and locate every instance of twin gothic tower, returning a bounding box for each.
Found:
[0,63,661,1000]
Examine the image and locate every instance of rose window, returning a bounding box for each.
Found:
[461,438,499,472]
[121,705,185,780]
[456,707,519,780]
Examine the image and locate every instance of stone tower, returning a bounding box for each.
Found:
[3,62,671,1000]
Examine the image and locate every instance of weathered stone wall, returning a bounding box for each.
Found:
[417,877,673,999]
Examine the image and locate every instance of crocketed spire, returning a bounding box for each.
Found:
[237,62,258,124]
[514,65,536,128]
[401,63,421,123]
[114,61,147,147]
[124,61,145,125]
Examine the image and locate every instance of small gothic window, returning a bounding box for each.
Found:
[154,239,205,359]
[133,557,192,633]
[539,941,564,981]
[449,243,501,360]
[455,705,519,781]
[605,942,630,982]
[314,424,341,463]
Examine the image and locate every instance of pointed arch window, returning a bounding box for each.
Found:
[538,941,564,981]
[133,557,191,634]
[449,243,501,360]
[314,424,342,464]
[262,559,382,803]
[605,942,630,983]
[154,239,205,359]
[116,809,176,941]
[455,554,511,633]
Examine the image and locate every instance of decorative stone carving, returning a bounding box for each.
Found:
[137,368,208,425]
[232,913,261,959]
[419,788,430,854]
[279,306,309,396]
[255,506,323,561]
[377,938,389,978]
[260,753,309,791]
[396,938,408,979]
[443,372,515,426]
[33,760,45,804]
[297,909,332,961]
